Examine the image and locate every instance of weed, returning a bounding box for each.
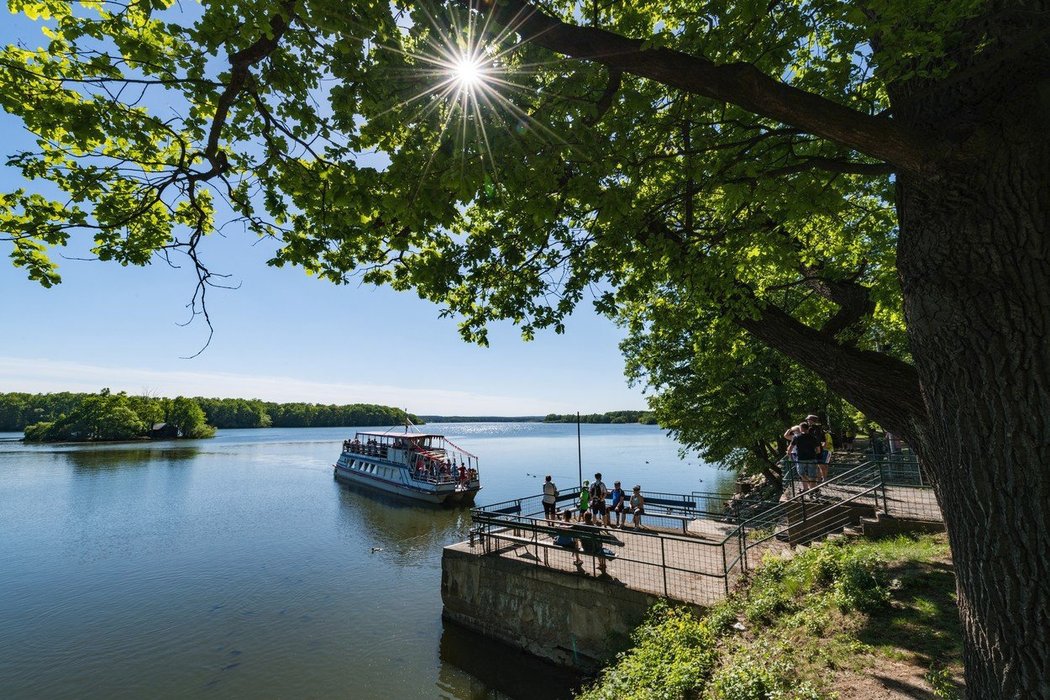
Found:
[926,665,961,699]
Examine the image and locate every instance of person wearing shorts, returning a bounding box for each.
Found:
[542,475,558,520]
[789,423,822,491]
[609,481,626,527]
[589,472,609,525]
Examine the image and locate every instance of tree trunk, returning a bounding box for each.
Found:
[894,60,1050,697]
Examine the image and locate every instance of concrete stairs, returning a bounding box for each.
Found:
[792,510,945,553]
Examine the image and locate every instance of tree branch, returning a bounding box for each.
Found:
[801,266,876,339]
[198,0,298,178]
[750,156,896,180]
[735,297,927,443]
[476,0,940,172]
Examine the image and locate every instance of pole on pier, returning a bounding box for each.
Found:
[577,411,583,494]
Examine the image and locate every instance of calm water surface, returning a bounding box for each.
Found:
[0,423,728,699]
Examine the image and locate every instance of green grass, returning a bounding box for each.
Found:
[576,534,962,700]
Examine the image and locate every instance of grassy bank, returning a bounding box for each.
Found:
[578,534,962,700]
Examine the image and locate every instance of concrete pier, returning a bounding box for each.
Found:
[442,540,678,671]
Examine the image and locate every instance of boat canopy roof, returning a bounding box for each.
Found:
[354,431,444,440]
[351,430,478,459]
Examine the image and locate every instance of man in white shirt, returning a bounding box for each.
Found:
[542,475,558,521]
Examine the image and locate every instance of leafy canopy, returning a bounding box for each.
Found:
[0,0,944,347]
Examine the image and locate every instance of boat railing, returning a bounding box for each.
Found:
[344,442,389,459]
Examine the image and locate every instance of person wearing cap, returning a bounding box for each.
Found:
[609,480,626,527]
[629,485,645,529]
[578,479,590,519]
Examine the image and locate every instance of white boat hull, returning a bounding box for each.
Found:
[333,453,479,506]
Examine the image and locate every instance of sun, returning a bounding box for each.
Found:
[452,54,485,90]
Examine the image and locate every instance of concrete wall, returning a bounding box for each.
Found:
[442,542,679,672]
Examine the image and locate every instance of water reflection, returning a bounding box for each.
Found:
[65,445,200,470]
[333,480,471,557]
[1,424,715,699]
[438,620,585,700]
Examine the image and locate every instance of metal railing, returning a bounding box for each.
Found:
[737,457,942,569]
[466,459,942,606]
[470,489,743,603]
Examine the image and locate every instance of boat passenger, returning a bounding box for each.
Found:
[458,465,467,483]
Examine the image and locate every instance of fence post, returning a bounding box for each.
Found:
[722,540,729,596]
[878,462,888,515]
[740,526,748,572]
[660,536,668,597]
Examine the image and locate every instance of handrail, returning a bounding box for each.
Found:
[468,458,938,602]
[469,509,739,597]
[732,460,885,556]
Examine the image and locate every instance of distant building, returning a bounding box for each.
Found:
[149,423,179,439]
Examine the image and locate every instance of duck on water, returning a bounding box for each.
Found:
[333,429,481,506]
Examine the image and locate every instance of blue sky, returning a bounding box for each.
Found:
[0,12,648,415]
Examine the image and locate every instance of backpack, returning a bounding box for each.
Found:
[589,480,606,501]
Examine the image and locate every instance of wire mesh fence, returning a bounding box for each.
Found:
[467,458,942,607]
[470,494,743,605]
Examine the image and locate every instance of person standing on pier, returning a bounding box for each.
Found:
[579,480,590,519]
[589,472,609,526]
[609,481,626,528]
[542,475,559,521]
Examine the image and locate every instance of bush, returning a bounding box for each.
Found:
[709,655,823,699]
[23,421,54,441]
[579,603,717,700]
[831,556,890,613]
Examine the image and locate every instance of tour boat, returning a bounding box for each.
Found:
[333,430,481,505]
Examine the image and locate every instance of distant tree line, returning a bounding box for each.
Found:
[200,399,418,429]
[418,415,544,423]
[1,391,419,440]
[543,411,657,425]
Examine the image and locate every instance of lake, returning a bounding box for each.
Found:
[0,422,729,699]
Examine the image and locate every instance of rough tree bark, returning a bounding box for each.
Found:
[893,53,1050,695]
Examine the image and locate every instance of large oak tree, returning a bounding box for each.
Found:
[1,0,1047,694]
